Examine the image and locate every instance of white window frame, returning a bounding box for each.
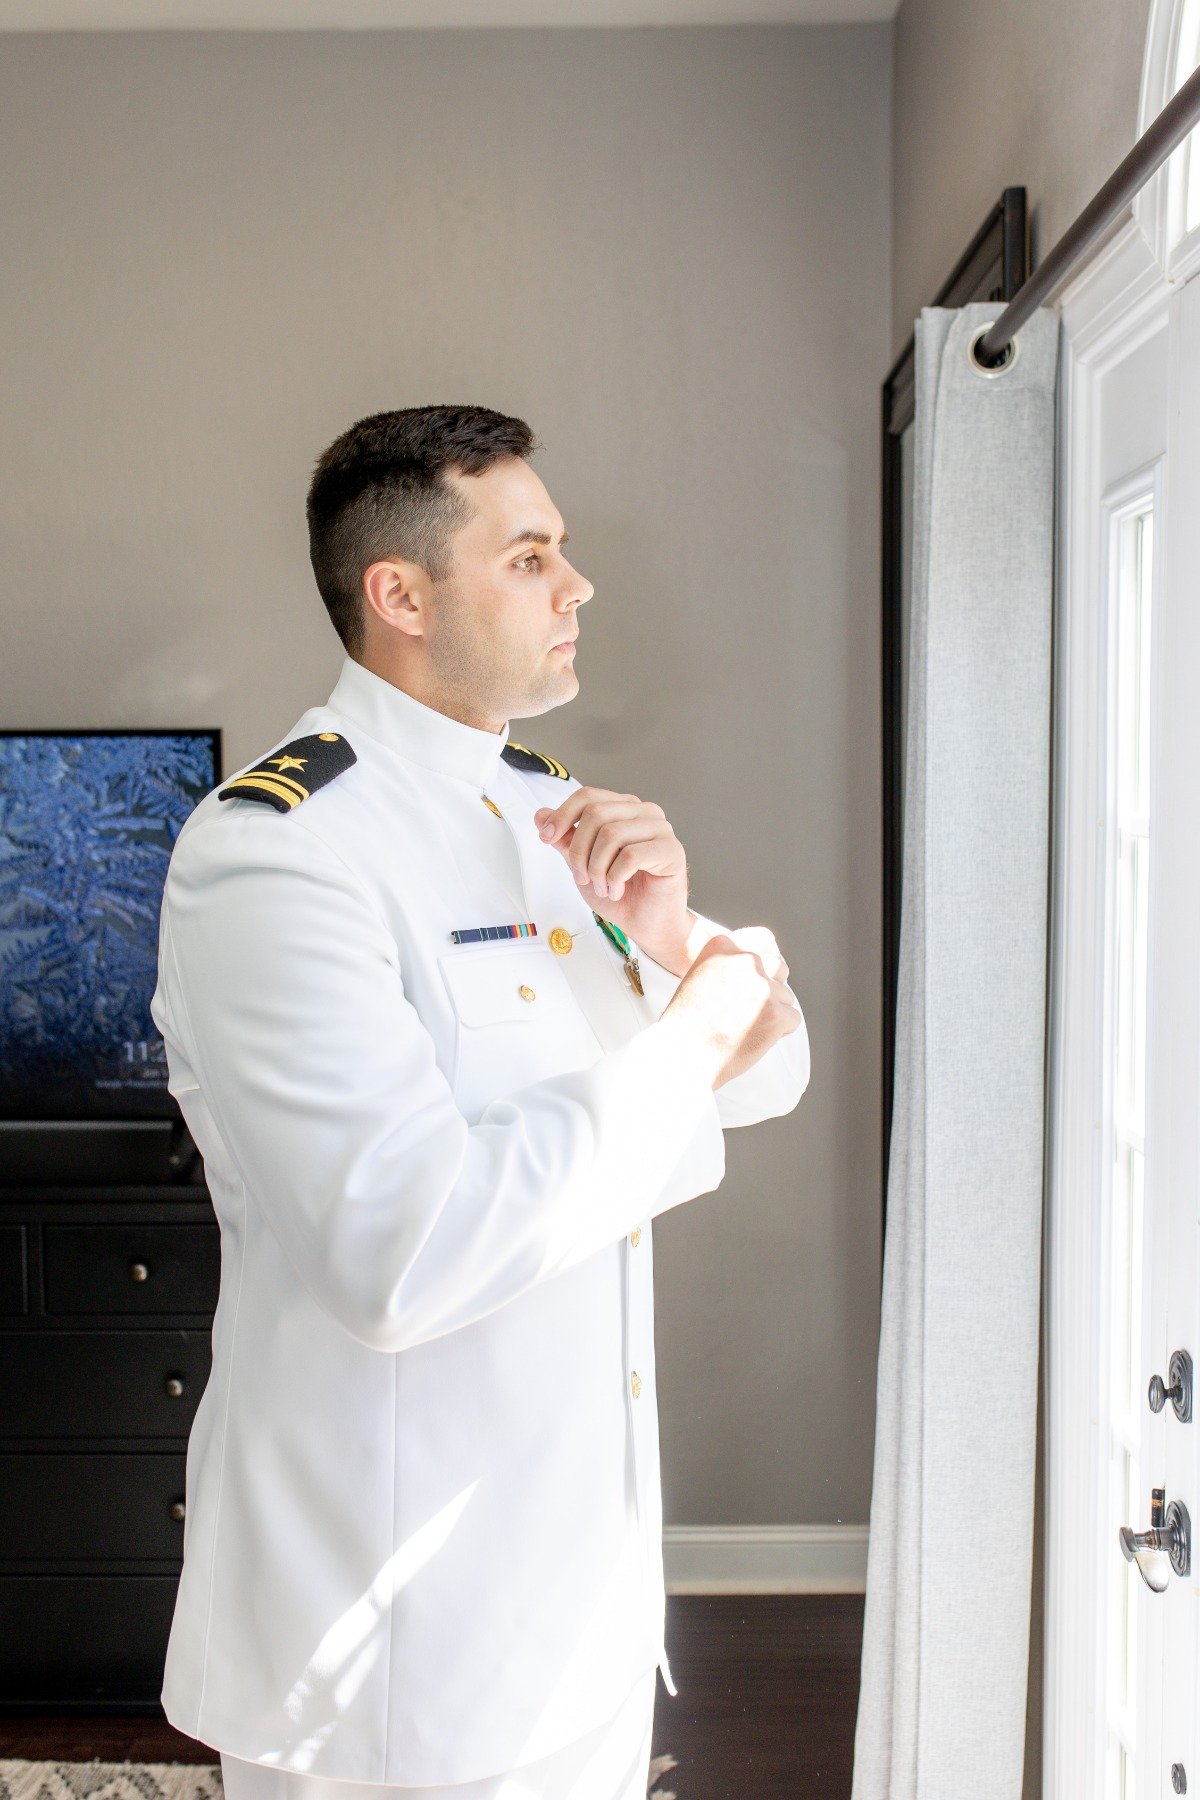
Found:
[1138,0,1200,280]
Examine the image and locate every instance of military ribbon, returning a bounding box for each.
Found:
[450,922,538,945]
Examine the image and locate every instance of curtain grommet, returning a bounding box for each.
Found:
[966,322,1020,377]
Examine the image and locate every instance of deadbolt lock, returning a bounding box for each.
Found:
[1148,1349,1193,1422]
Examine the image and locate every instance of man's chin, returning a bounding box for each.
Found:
[514,666,578,719]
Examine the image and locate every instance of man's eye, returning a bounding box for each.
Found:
[516,554,540,571]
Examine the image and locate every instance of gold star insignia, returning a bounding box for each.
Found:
[269,755,308,772]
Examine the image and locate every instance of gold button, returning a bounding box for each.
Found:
[548,927,574,956]
[482,794,504,818]
[518,985,536,1002]
[630,1371,642,1399]
[318,732,339,741]
[630,1228,642,1247]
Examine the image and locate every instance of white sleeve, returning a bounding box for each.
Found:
[634,909,811,1129]
[151,814,726,1354]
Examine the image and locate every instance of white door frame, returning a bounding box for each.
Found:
[1045,210,1200,1799]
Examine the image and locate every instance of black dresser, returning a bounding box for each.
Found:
[0,1179,219,1708]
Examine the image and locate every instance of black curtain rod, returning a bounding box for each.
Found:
[976,59,1200,365]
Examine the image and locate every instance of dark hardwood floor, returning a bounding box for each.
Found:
[658,1596,865,1796]
[0,1595,865,1799]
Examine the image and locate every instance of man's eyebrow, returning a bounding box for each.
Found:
[498,527,569,553]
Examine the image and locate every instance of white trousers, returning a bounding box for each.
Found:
[218,1667,658,1800]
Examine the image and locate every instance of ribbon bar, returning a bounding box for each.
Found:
[450,922,539,945]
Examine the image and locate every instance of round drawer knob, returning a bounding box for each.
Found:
[165,1376,184,1399]
[518,985,537,1002]
[630,1371,642,1399]
[170,1499,186,1522]
[630,1228,642,1247]
[548,927,574,955]
[129,1261,150,1283]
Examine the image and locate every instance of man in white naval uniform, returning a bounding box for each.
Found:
[151,404,810,1800]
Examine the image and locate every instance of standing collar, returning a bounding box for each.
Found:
[324,655,509,789]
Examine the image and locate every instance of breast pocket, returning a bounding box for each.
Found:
[438,941,604,1123]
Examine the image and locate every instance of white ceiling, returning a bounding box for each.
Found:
[0,0,898,28]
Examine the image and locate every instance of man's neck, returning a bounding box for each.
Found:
[352,653,505,735]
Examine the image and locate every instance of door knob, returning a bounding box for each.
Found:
[1148,1349,1193,1422]
[1119,1486,1191,1591]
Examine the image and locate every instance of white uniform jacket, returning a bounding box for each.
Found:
[150,653,811,1787]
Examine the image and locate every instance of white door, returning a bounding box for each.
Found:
[1047,215,1200,1797]
[1146,269,1200,1799]
[1051,254,1200,1800]
[1095,315,1167,1800]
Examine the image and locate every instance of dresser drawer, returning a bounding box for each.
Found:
[44,1223,220,1314]
[0,1574,179,1702]
[0,1331,212,1437]
[0,1451,188,1560]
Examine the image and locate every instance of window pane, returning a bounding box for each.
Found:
[1135,513,1152,814]
[1173,0,1200,238]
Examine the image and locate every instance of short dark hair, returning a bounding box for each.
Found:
[306,404,540,656]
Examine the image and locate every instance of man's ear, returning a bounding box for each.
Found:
[362,557,428,640]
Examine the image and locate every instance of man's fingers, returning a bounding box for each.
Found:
[535,788,597,841]
[558,800,646,875]
[536,788,637,843]
[726,926,788,982]
[596,824,679,897]
[567,821,672,895]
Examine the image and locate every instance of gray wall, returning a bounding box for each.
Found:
[0,25,891,1528]
[892,0,1152,1786]
[893,0,1152,356]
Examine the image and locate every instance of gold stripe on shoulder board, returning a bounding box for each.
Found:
[220,774,305,808]
[243,768,310,801]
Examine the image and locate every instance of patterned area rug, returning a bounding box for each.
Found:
[0,1759,680,1800]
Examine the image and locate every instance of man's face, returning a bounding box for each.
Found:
[420,457,593,727]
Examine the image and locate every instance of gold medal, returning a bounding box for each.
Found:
[592,913,643,994]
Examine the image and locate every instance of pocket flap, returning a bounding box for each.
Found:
[439,944,563,1027]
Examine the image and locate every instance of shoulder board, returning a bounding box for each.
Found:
[501,740,571,780]
[218,731,357,813]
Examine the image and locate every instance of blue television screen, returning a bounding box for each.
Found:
[0,730,220,1120]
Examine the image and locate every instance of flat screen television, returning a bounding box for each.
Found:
[0,729,220,1128]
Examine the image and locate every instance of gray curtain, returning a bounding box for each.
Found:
[852,301,1060,1799]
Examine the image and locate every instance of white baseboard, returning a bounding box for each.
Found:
[663,1524,868,1594]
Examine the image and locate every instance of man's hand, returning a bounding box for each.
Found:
[658,931,804,1090]
[533,786,693,969]
[721,925,790,986]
